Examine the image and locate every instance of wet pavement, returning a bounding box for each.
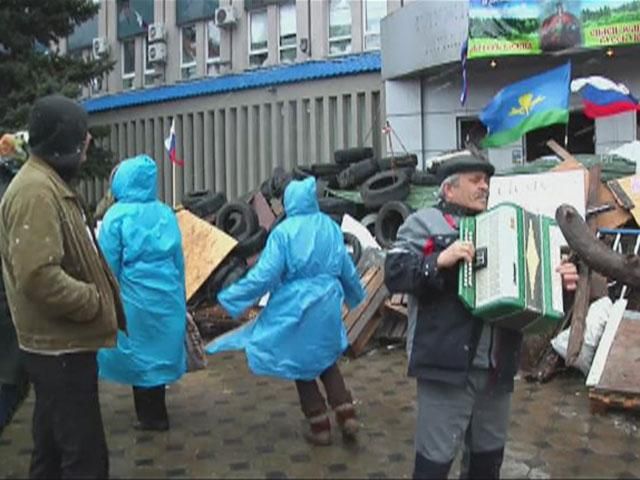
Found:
[2,347,640,479]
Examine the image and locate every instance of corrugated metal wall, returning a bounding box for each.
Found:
[82,73,385,207]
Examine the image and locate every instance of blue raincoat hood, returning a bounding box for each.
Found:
[111,155,157,203]
[284,177,319,216]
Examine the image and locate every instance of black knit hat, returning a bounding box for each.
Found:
[434,150,495,184]
[28,95,88,165]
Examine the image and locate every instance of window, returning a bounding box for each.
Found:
[363,0,386,51]
[329,0,351,56]
[181,24,197,80]
[279,2,297,63]
[525,111,594,161]
[207,20,221,63]
[121,38,135,89]
[249,9,268,67]
[456,117,487,150]
[143,38,155,87]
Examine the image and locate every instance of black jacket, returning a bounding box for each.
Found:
[384,201,522,391]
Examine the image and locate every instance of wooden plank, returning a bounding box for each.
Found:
[594,312,640,394]
[342,266,380,318]
[589,389,640,415]
[343,267,384,332]
[177,209,238,300]
[586,299,628,387]
[348,283,390,352]
[608,175,640,225]
[249,191,277,231]
[349,313,384,357]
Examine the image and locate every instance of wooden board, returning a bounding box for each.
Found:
[342,265,390,357]
[586,299,629,387]
[343,266,383,331]
[594,311,640,395]
[608,175,640,225]
[546,141,630,228]
[177,209,238,301]
[589,389,640,415]
[250,191,277,230]
[348,285,389,357]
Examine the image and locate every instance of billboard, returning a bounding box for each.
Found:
[468,0,640,59]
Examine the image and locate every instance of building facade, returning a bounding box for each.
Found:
[65,0,413,206]
[381,1,640,173]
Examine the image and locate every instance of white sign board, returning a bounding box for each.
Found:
[489,169,586,219]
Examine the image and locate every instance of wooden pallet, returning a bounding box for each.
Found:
[589,389,640,415]
[343,265,390,357]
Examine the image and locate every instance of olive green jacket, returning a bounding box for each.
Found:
[0,156,126,353]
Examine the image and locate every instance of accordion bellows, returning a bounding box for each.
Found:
[458,203,564,333]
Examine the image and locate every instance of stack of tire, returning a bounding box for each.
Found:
[183,147,438,307]
[292,147,439,250]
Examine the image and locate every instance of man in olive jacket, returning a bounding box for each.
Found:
[0,95,126,479]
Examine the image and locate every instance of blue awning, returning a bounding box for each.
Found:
[84,52,381,113]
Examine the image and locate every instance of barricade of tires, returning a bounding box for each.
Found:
[184,146,437,308]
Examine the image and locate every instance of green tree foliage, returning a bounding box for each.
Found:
[0,0,115,179]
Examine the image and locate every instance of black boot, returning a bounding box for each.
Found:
[133,386,169,431]
[468,448,504,480]
[413,451,453,479]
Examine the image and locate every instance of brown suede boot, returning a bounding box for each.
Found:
[335,403,358,441]
[304,412,332,446]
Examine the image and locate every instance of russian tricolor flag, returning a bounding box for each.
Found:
[571,76,640,119]
[164,119,184,167]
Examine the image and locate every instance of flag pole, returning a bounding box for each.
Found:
[172,162,176,209]
[564,121,569,150]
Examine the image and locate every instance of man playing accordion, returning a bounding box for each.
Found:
[384,151,579,479]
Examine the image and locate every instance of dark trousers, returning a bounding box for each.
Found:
[23,351,108,479]
[132,385,168,425]
[295,363,352,418]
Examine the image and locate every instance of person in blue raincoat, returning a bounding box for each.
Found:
[208,176,365,446]
[98,155,187,432]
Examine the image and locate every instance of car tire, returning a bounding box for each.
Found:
[359,212,378,237]
[337,158,379,189]
[182,190,227,218]
[375,201,413,249]
[310,163,346,177]
[376,154,418,171]
[208,256,247,299]
[334,147,374,166]
[411,171,439,186]
[360,170,411,210]
[318,197,359,223]
[343,232,362,265]
[216,202,259,242]
[233,227,267,258]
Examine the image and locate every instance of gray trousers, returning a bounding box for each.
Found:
[415,369,512,466]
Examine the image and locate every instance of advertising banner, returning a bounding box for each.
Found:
[468,0,640,59]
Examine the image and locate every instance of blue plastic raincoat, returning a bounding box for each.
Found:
[206,177,365,380]
[98,155,187,387]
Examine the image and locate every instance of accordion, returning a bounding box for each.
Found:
[458,203,564,333]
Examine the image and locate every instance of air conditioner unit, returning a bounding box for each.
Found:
[147,43,167,64]
[214,6,237,28]
[148,23,166,43]
[92,37,109,58]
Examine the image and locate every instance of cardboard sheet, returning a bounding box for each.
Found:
[176,209,238,300]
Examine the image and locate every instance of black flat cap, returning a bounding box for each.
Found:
[434,150,495,184]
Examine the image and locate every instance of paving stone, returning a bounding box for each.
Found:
[1,350,640,479]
